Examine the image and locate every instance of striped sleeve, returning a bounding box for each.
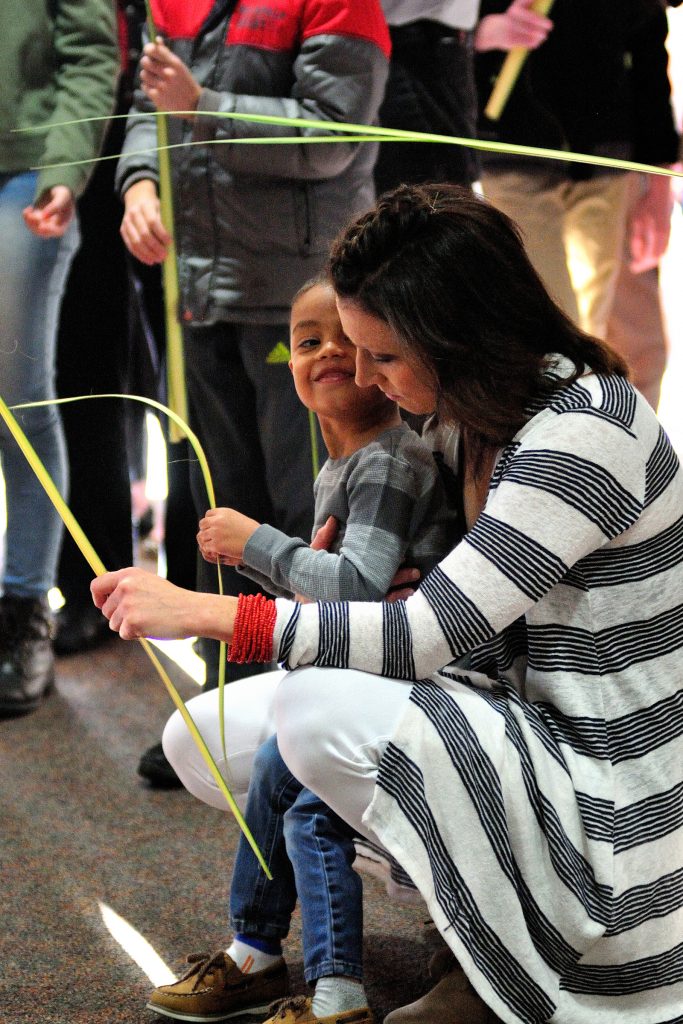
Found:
[274,407,647,677]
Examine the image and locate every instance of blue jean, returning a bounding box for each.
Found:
[230,734,363,984]
[0,171,79,597]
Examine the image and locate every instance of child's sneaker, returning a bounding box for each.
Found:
[263,996,373,1024]
[146,950,289,1021]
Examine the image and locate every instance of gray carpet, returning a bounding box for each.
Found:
[0,638,432,1023]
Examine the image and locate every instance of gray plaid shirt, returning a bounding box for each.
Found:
[240,423,460,601]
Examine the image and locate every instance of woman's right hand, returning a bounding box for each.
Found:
[120,179,172,265]
[91,567,237,642]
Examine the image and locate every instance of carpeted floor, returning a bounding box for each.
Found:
[0,637,433,1024]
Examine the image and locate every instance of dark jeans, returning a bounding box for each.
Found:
[230,735,363,983]
[374,20,479,195]
[183,320,324,686]
[56,95,133,603]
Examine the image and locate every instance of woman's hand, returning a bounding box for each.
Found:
[306,516,420,601]
[310,515,338,552]
[292,515,339,602]
[140,39,201,117]
[474,0,553,53]
[22,186,75,238]
[91,567,237,641]
[120,179,171,265]
[197,507,261,566]
[386,566,421,602]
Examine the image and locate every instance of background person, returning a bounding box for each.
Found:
[116,0,391,784]
[0,0,118,715]
[474,0,679,406]
[376,1,481,194]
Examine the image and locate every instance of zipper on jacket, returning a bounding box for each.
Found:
[302,183,312,253]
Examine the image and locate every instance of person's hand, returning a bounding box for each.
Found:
[140,38,201,117]
[290,516,339,602]
[670,162,683,208]
[386,566,421,603]
[22,186,75,238]
[310,515,338,552]
[120,179,171,265]
[474,0,553,52]
[91,566,236,641]
[628,174,673,274]
[197,507,261,566]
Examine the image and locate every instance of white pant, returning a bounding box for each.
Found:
[162,665,415,845]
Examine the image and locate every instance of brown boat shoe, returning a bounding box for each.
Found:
[262,996,374,1024]
[146,949,290,1022]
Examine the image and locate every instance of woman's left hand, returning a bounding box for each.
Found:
[91,567,237,641]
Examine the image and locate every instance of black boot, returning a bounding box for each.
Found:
[0,596,55,715]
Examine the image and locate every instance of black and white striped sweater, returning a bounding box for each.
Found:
[274,364,683,1023]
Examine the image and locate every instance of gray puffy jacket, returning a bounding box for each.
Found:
[116,0,390,325]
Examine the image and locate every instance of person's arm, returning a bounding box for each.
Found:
[626,5,679,273]
[22,186,76,239]
[241,448,433,602]
[156,2,390,182]
[115,21,166,264]
[196,506,295,599]
[474,0,553,53]
[119,177,171,264]
[33,0,119,202]
[627,173,674,274]
[91,569,236,642]
[276,399,649,678]
[93,389,651,669]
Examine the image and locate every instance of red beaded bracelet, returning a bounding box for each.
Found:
[228,593,277,664]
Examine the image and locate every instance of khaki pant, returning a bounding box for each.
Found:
[606,256,668,411]
[482,170,668,407]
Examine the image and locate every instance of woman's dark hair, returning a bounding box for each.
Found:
[328,183,628,450]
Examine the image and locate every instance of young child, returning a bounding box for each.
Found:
[196,274,457,603]
[148,275,460,1024]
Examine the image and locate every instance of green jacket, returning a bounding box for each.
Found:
[0,0,118,200]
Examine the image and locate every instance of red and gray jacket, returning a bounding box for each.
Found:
[116,0,390,325]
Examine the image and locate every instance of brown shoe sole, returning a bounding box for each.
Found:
[146,997,275,1022]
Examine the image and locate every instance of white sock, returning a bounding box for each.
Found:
[226,938,282,974]
[312,976,367,1018]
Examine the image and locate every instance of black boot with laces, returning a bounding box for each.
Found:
[0,595,55,715]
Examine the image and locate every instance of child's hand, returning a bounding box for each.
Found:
[197,507,260,565]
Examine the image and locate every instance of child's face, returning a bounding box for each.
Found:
[289,282,395,421]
